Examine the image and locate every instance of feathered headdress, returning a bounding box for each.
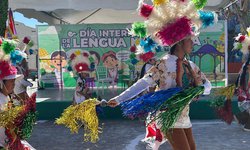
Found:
[136,37,160,62]
[130,0,218,46]
[69,50,95,73]
[0,38,28,63]
[0,39,24,84]
[234,27,250,57]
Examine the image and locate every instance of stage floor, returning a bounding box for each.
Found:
[28,80,128,102]
[27,80,240,120]
[31,88,127,102]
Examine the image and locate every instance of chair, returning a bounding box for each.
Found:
[118,74,129,89]
[118,70,134,89]
[96,66,113,89]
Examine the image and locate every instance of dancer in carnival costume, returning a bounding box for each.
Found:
[68,50,96,105]
[56,51,106,143]
[233,27,250,131]
[108,0,216,149]
[0,39,36,150]
[133,36,165,145]
[13,37,34,103]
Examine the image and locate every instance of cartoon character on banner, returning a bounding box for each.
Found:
[51,51,67,88]
[101,51,128,85]
[68,50,95,104]
[42,50,67,88]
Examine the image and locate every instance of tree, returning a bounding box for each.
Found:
[0,0,8,37]
[231,0,250,34]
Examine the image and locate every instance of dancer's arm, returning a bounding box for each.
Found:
[108,60,165,106]
[189,61,212,95]
[113,77,153,103]
[20,79,33,87]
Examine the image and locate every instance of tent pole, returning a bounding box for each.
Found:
[41,11,70,24]
[76,8,101,24]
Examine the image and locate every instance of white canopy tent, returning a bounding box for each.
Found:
[9,0,231,24]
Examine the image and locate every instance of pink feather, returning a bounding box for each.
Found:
[156,17,193,46]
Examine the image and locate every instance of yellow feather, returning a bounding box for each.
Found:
[55,99,100,143]
[153,0,167,6]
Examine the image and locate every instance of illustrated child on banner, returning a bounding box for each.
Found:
[101,51,128,86]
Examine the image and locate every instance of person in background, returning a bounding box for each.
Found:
[232,28,250,132]
[69,50,95,105]
[73,72,91,105]
[14,55,33,104]
[234,60,250,131]
[140,57,157,79]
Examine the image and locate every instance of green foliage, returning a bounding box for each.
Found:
[0,0,8,37]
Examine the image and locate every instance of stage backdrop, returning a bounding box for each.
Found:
[37,21,227,88]
[191,20,228,86]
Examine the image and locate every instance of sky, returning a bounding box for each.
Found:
[13,12,48,28]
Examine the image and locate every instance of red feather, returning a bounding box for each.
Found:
[139,3,153,18]
[75,63,89,73]
[6,93,37,149]
[0,61,17,80]
[130,46,136,52]
[146,126,156,138]
[70,53,76,60]
[5,129,25,150]
[215,99,233,124]
[139,52,154,62]
[83,52,89,57]
[22,37,30,44]
[239,35,246,43]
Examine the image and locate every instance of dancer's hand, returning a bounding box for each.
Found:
[107,99,119,107]
[183,59,199,87]
[183,60,192,69]
[193,96,199,101]
[83,88,89,94]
